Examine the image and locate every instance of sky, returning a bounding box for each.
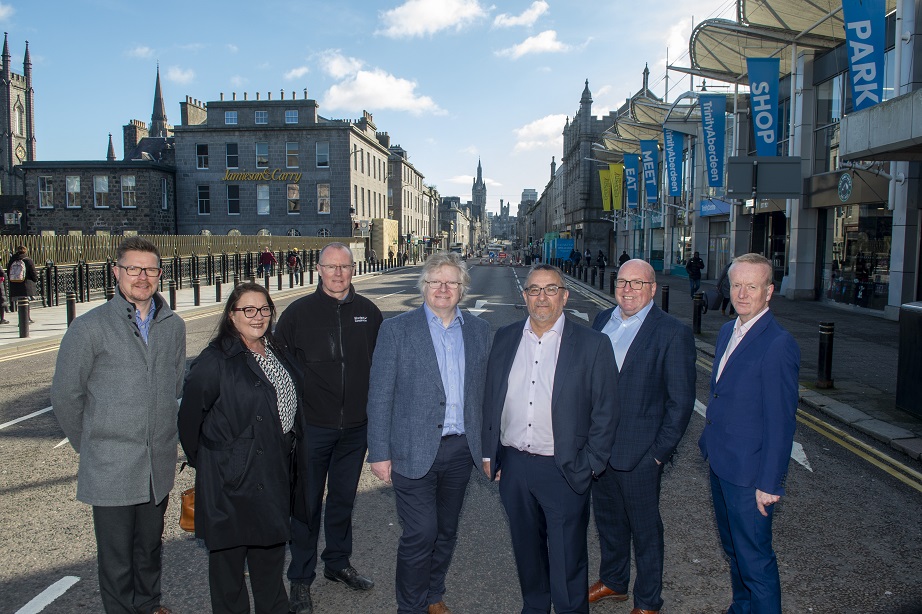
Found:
[4,0,737,213]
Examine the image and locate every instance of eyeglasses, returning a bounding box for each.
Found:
[525,285,561,296]
[424,280,462,290]
[615,279,654,290]
[117,265,162,277]
[318,263,355,273]
[232,306,273,318]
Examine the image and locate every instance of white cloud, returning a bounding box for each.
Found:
[317,50,364,79]
[0,3,14,20]
[226,44,239,53]
[284,66,310,81]
[513,114,566,153]
[494,0,548,28]
[324,68,444,116]
[495,30,569,60]
[166,66,195,84]
[377,0,489,38]
[230,75,247,88]
[448,174,474,186]
[460,145,479,156]
[178,43,205,52]
[127,46,154,59]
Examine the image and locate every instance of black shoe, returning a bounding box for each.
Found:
[289,582,313,614]
[323,565,374,590]
[0,320,8,324]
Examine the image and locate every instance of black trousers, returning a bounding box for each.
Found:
[288,424,367,585]
[209,543,288,614]
[92,490,168,614]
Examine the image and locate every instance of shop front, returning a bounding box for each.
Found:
[700,198,732,279]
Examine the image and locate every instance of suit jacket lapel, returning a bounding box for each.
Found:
[620,305,661,375]
[722,311,774,374]
[551,319,576,410]
[413,307,446,398]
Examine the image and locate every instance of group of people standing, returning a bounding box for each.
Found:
[50,235,799,614]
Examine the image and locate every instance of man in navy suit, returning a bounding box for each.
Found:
[699,253,800,614]
[367,252,491,614]
[589,259,696,614]
[482,264,618,614]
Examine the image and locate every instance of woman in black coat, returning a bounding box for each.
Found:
[7,245,38,317]
[179,282,304,614]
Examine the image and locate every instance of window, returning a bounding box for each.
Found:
[316,142,329,168]
[287,228,302,236]
[121,176,137,208]
[256,142,269,168]
[226,143,239,169]
[257,228,271,236]
[317,228,331,237]
[39,176,54,208]
[288,184,300,213]
[228,229,242,236]
[66,176,81,208]
[94,176,109,208]
[227,185,240,215]
[286,142,299,168]
[198,185,211,215]
[196,144,209,169]
[255,110,268,125]
[285,110,298,124]
[161,178,168,210]
[318,183,330,214]
[257,184,270,215]
[225,111,238,125]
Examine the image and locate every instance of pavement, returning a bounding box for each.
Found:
[3,261,921,461]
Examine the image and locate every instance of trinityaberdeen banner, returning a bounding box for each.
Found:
[609,163,623,211]
[842,0,886,111]
[624,154,640,208]
[663,129,684,197]
[639,139,659,203]
[699,94,726,187]
[747,57,781,156]
[599,168,612,212]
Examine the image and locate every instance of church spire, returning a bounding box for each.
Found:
[107,133,116,162]
[580,79,592,105]
[2,32,9,76]
[476,158,483,183]
[150,64,168,138]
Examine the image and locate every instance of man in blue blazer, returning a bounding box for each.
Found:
[589,259,697,614]
[367,253,491,614]
[699,253,800,614]
[482,264,618,614]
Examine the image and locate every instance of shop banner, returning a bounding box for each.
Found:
[609,163,623,210]
[599,168,612,212]
[663,129,684,197]
[699,198,732,217]
[747,57,780,156]
[640,139,659,203]
[624,154,640,208]
[699,94,726,187]
[842,0,886,111]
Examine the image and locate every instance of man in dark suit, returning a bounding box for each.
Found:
[482,264,618,614]
[699,253,800,614]
[367,252,491,614]
[588,259,696,614]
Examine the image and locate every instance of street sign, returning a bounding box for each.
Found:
[498,252,508,259]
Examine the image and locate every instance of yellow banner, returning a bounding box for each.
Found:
[599,168,612,212]
[609,163,623,211]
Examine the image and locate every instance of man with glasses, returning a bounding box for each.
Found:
[275,242,383,614]
[588,259,696,614]
[52,236,186,614]
[482,264,618,614]
[367,252,490,614]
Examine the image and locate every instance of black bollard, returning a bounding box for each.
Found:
[299,270,304,286]
[582,266,588,283]
[105,285,115,301]
[264,272,270,290]
[233,273,240,287]
[216,276,222,303]
[289,270,295,289]
[610,272,616,295]
[66,291,77,327]
[692,292,703,334]
[816,322,835,389]
[599,268,605,291]
[193,278,201,306]
[309,267,314,285]
[17,297,30,338]
[168,279,177,310]
[277,271,283,291]
[591,267,597,287]
[661,285,669,313]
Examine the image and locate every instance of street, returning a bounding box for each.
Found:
[1,263,921,613]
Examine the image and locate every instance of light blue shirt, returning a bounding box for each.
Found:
[134,300,157,345]
[601,300,654,369]
[424,303,466,436]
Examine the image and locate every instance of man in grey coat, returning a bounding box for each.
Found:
[367,252,491,614]
[52,236,186,614]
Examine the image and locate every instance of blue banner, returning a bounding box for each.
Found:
[640,139,659,203]
[842,0,886,111]
[699,198,732,217]
[699,94,726,187]
[747,57,780,156]
[624,154,640,208]
[663,129,684,197]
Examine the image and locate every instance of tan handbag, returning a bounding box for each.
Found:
[179,487,195,532]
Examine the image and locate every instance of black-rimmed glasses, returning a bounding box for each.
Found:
[424,280,462,290]
[116,264,162,277]
[232,306,273,318]
[615,279,653,290]
[318,264,355,272]
[525,285,561,296]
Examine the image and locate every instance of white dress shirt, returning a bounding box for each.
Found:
[600,301,654,369]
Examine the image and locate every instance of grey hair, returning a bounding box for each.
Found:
[525,263,566,288]
[730,253,773,286]
[319,242,354,264]
[417,252,471,298]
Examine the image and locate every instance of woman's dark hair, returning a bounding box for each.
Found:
[213,282,277,350]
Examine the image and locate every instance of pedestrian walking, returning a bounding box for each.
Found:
[685,251,705,297]
[618,250,631,267]
[7,245,38,319]
[716,261,735,317]
[0,264,8,323]
[259,247,277,277]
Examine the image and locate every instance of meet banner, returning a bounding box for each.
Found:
[624,154,640,208]
[609,163,623,210]
[700,94,726,187]
[747,57,780,156]
[663,129,684,197]
[842,0,886,111]
[640,139,659,203]
[599,168,612,212]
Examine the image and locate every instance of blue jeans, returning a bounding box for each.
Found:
[689,277,701,297]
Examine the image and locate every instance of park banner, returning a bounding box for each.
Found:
[663,129,684,197]
[842,0,886,111]
[609,163,623,210]
[599,167,612,211]
[624,154,640,208]
[747,57,781,156]
[640,139,659,203]
[700,94,726,187]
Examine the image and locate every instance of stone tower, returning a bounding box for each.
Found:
[1,33,35,195]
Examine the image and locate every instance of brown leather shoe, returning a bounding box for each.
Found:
[629,609,660,614]
[588,580,628,603]
[428,602,451,614]
[150,608,174,614]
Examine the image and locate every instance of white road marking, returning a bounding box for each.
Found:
[15,576,80,613]
[0,406,53,431]
[374,289,406,300]
[567,309,589,321]
[54,438,69,449]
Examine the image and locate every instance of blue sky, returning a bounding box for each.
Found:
[5,0,733,212]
